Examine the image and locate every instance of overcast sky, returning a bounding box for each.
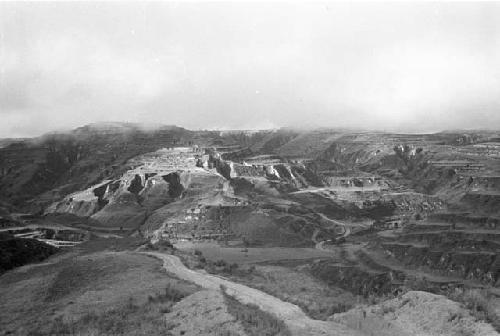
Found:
[1,2,500,137]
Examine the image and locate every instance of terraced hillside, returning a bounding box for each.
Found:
[1,125,500,335]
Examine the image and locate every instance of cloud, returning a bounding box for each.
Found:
[1,2,499,137]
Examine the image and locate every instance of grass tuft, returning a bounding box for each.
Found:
[221,286,291,336]
[32,285,190,336]
[448,288,500,332]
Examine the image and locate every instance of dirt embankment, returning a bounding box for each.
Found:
[332,291,498,336]
[164,289,249,336]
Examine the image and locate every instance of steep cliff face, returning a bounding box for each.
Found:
[45,180,112,217]
[230,161,323,189]
[46,169,191,229]
[319,142,386,170]
[320,141,431,189]
[310,136,500,219]
[162,173,185,198]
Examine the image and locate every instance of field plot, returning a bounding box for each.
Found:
[175,241,335,264]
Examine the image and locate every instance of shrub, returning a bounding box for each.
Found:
[449,288,500,332]
[148,284,186,303]
[154,239,174,251]
[403,275,431,292]
[215,259,227,267]
[0,237,58,274]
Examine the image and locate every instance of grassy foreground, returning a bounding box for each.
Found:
[0,238,199,336]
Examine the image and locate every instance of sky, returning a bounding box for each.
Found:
[1,1,500,137]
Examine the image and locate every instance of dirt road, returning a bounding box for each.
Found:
[144,252,365,336]
[314,212,352,250]
[317,212,351,237]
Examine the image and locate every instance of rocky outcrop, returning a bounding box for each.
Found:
[162,172,185,198]
[127,174,144,194]
[46,168,190,228]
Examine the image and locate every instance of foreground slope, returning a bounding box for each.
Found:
[332,291,497,336]
[145,251,365,336]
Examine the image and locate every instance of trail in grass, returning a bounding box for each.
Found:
[143,251,366,336]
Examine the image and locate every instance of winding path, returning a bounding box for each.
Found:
[143,252,365,336]
[314,212,353,250]
[317,212,351,237]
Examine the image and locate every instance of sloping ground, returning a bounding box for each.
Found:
[0,232,58,274]
[46,148,216,230]
[222,263,359,320]
[34,128,500,249]
[377,220,500,286]
[144,251,366,336]
[141,169,230,235]
[164,290,249,336]
[42,143,342,247]
[276,130,344,158]
[331,291,498,336]
[1,238,310,336]
[228,208,318,247]
[0,249,199,336]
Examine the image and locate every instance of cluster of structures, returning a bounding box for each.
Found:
[458,142,500,158]
[428,160,484,172]
[322,174,388,190]
[242,155,284,166]
[373,216,406,230]
[154,202,249,242]
[128,147,200,173]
